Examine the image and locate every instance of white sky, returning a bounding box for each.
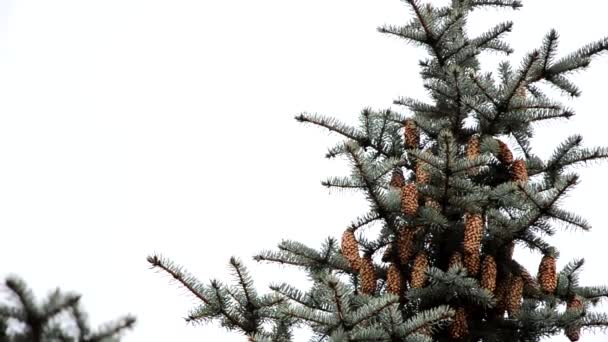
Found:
[1,0,608,341]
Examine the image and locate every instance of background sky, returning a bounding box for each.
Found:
[1,0,608,341]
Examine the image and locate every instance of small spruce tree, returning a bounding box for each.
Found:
[148,1,608,341]
[0,275,135,342]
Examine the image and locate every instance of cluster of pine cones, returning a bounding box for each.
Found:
[339,121,570,340]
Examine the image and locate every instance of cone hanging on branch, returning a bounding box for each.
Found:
[411,251,429,288]
[511,159,528,183]
[538,253,557,294]
[495,276,508,317]
[480,255,497,293]
[415,161,430,184]
[464,213,484,253]
[449,307,469,339]
[359,255,377,295]
[397,227,416,265]
[401,183,419,216]
[341,229,361,272]
[565,295,583,341]
[506,275,524,316]
[467,135,481,175]
[389,167,405,188]
[496,139,514,165]
[425,197,440,210]
[404,119,419,149]
[386,263,403,295]
[464,250,480,276]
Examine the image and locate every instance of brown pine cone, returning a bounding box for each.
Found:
[519,266,538,289]
[397,227,416,265]
[480,255,497,293]
[467,136,481,159]
[464,213,484,254]
[341,229,361,272]
[386,263,403,295]
[496,139,514,165]
[565,295,583,341]
[449,251,463,269]
[538,254,557,294]
[404,119,419,149]
[506,275,524,316]
[411,252,429,288]
[464,250,480,276]
[401,183,419,216]
[415,162,430,184]
[495,275,509,317]
[449,307,469,339]
[416,325,432,337]
[511,159,528,183]
[359,255,377,295]
[389,167,405,188]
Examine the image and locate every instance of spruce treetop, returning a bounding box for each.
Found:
[150,1,608,341]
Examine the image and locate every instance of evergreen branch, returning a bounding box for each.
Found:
[470,0,523,8]
[84,315,136,342]
[229,257,258,309]
[147,254,212,305]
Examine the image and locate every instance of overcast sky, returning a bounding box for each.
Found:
[1,0,608,341]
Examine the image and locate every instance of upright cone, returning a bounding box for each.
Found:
[538,254,557,294]
[359,255,377,295]
[386,263,403,295]
[401,183,419,216]
[467,135,480,159]
[411,252,429,288]
[565,295,583,341]
[341,229,361,272]
[449,307,469,339]
[404,119,419,149]
[480,255,497,293]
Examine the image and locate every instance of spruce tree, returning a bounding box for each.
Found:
[0,275,135,342]
[148,1,608,341]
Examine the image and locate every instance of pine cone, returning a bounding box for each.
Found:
[538,254,557,294]
[415,162,430,184]
[397,227,416,265]
[467,135,481,159]
[416,325,432,337]
[506,275,524,316]
[565,295,583,341]
[449,307,469,339]
[389,167,405,188]
[519,265,538,289]
[449,252,463,269]
[404,119,419,149]
[511,159,528,183]
[341,229,361,272]
[495,275,509,317]
[464,213,484,254]
[496,139,514,165]
[386,263,403,295]
[359,255,377,295]
[411,252,429,288]
[464,250,480,276]
[401,183,419,216]
[480,255,497,293]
